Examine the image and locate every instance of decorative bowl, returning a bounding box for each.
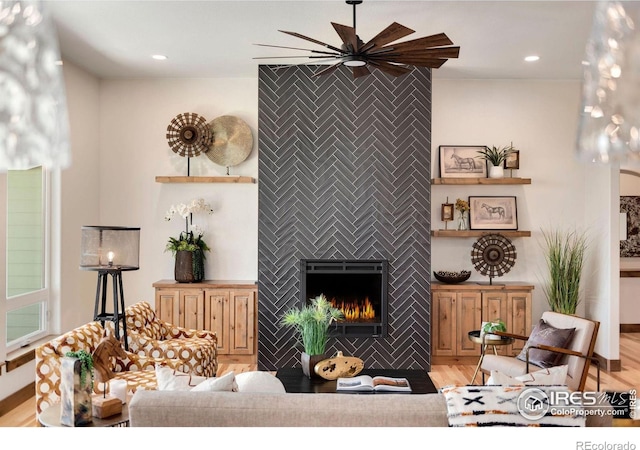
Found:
[433,270,471,284]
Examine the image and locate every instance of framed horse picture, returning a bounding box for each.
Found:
[469,196,518,230]
[439,146,488,178]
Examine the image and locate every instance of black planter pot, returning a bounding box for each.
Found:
[174,250,204,283]
[300,352,326,378]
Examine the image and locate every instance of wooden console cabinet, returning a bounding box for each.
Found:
[431,282,533,365]
[153,280,258,364]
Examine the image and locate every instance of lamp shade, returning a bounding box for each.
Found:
[80,226,140,271]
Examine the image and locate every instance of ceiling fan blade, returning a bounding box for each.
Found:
[254,43,343,57]
[380,33,454,53]
[380,47,460,60]
[374,56,449,68]
[253,56,342,60]
[314,63,342,77]
[367,60,413,77]
[352,65,371,79]
[363,22,414,49]
[279,30,346,54]
[331,22,359,52]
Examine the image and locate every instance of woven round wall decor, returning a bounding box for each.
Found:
[166,112,214,157]
[470,233,517,284]
[205,115,253,167]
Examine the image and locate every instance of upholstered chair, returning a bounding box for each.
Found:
[35,321,178,418]
[124,301,218,377]
[480,311,600,391]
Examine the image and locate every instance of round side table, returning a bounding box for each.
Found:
[468,330,514,385]
[38,402,129,427]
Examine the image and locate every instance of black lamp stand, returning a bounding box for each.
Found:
[93,268,129,350]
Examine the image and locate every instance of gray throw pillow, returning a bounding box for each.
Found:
[516,319,576,368]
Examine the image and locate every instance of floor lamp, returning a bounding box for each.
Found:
[80,226,140,350]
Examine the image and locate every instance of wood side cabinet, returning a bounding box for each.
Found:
[153,280,258,364]
[431,282,533,364]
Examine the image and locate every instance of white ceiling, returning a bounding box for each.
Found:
[47,0,599,80]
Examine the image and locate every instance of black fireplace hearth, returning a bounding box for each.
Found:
[300,259,388,338]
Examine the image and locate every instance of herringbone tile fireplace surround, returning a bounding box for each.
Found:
[257,65,432,371]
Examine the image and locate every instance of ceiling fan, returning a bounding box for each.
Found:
[254,0,460,79]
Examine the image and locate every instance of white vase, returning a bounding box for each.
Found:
[489,165,504,178]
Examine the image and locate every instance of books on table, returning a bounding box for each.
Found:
[336,375,412,393]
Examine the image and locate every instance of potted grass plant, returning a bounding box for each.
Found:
[541,228,588,315]
[477,145,516,178]
[281,294,344,378]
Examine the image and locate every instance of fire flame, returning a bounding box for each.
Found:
[330,297,376,321]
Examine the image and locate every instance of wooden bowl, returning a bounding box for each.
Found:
[433,270,471,284]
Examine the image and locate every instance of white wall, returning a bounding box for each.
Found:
[431,79,587,323]
[431,78,619,361]
[97,79,259,305]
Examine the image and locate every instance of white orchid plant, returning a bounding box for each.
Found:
[164,198,213,256]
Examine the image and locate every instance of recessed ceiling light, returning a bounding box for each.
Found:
[524,55,540,62]
[151,54,167,61]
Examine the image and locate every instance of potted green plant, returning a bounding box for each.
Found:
[165,198,213,282]
[541,228,588,315]
[477,145,515,178]
[60,349,94,426]
[281,293,345,378]
[481,318,507,340]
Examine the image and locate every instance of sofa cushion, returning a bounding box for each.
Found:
[487,365,568,386]
[516,319,575,368]
[155,366,207,390]
[235,371,286,393]
[190,371,237,392]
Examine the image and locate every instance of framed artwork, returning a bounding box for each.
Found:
[504,150,520,169]
[441,203,454,221]
[469,196,518,230]
[439,146,488,178]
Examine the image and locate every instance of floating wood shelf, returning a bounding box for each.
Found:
[431,230,532,238]
[431,177,531,185]
[155,176,255,184]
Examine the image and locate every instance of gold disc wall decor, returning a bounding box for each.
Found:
[206,115,253,167]
[166,112,214,157]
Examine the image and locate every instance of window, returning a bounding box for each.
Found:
[4,167,49,352]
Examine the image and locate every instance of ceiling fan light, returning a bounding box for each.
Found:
[344,58,367,67]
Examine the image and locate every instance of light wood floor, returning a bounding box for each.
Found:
[2,332,639,427]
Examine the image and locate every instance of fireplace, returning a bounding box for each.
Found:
[299,259,388,338]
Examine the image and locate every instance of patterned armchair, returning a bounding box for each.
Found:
[35,321,178,417]
[124,301,218,377]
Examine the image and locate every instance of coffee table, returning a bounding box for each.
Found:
[276,368,438,394]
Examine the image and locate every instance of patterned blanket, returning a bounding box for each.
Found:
[441,385,586,427]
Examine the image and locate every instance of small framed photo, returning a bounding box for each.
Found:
[504,150,520,169]
[441,203,454,221]
[439,146,488,178]
[469,196,518,230]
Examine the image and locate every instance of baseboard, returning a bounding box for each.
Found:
[621,324,640,333]
[0,382,34,418]
[593,352,622,372]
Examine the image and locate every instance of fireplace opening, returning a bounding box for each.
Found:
[300,259,388,338]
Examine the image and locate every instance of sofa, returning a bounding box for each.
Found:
[128,381,612,427]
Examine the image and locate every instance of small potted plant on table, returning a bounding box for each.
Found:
[281,294,344,378]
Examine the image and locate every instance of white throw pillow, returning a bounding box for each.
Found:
[191,371,238,392]
[487,365,569,386]
[155,366,207,391]
[234,371,286,393]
